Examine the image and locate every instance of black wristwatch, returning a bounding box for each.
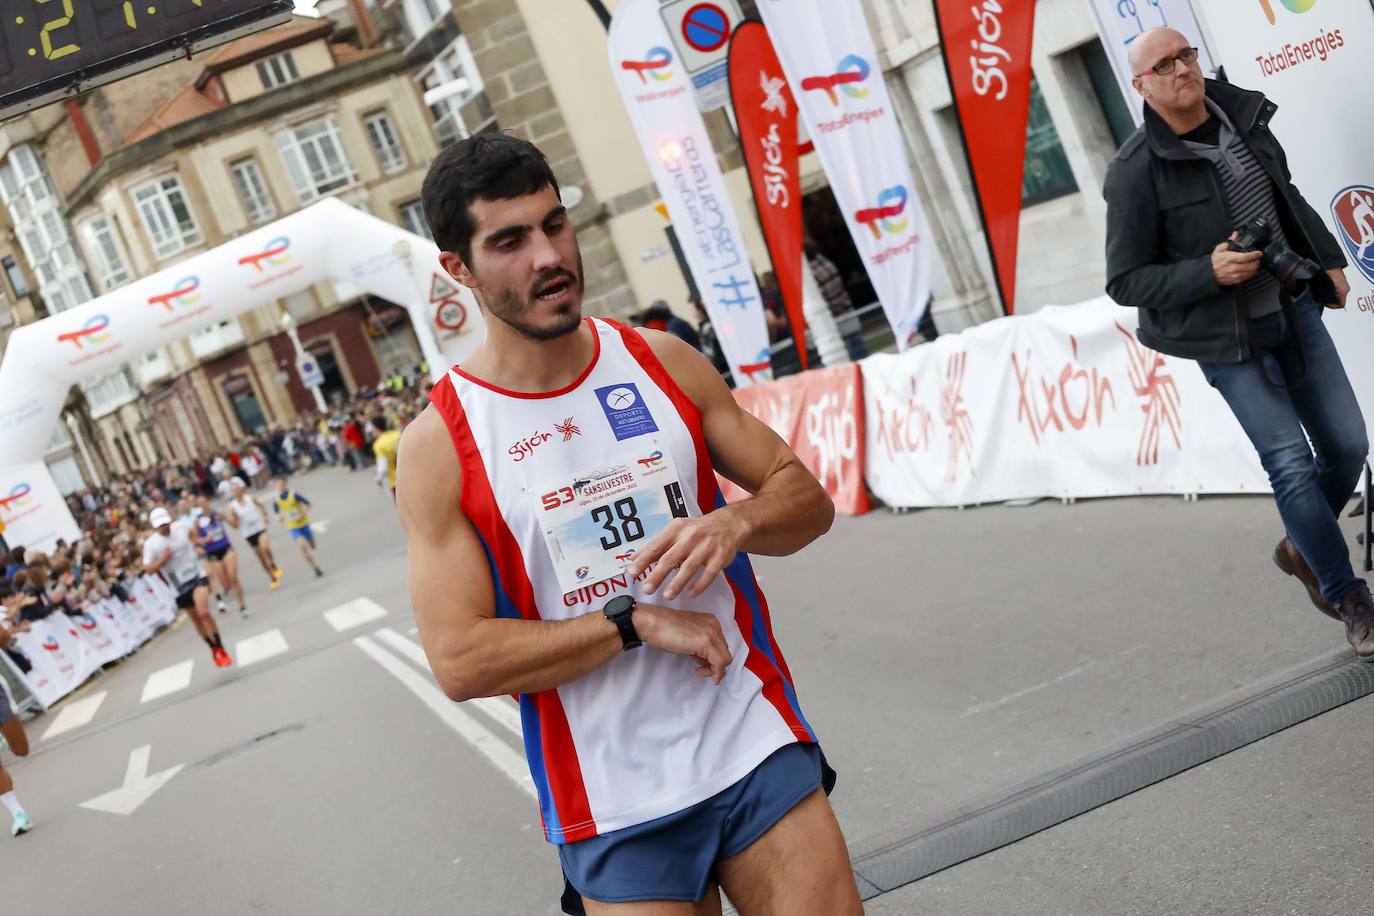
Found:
[603,595,642,651]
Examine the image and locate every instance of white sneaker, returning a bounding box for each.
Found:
[239,606,250,620]
[217,599,227,614]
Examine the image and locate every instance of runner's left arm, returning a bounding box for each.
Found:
[627,329,834,602]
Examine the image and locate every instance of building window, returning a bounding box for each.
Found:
[2,256,28,297]
[406,0,444,35]
[1022,78,1078,206]
[230,157,277,224]
[363,111,407,175]
[1078,39,1136,148]
[82,217,131,290]
[399,200,431,240]
[133,174,203,258]
[256,52,300,90]
[277,118,356,203]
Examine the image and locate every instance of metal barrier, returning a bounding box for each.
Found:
[0,648,45,718]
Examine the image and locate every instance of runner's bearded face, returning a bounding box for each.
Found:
[463,187,585,342]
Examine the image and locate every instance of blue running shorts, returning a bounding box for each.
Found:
[289,525,314,545]
[559,741,824,911]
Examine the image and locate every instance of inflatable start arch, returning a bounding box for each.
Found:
[0,198,483,550]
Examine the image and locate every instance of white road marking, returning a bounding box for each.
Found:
[140,660,194,704]
[958,645,1148,718]
[408,626,419,635]
[235,629,290,668]
[313,519,331,534]
[354,635,533,799]
[42,690,108,741]
[373,627,523,739]
[323,597,388,632]
[79,744,185,816]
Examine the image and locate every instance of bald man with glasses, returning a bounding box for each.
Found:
[1103,28,1372,653]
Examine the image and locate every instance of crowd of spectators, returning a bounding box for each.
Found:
[1,377,433,685]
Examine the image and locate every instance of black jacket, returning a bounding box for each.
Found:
[1102,79,1345,363]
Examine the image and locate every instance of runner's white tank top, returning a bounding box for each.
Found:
[231,496,267,536]
[430,317,815,844]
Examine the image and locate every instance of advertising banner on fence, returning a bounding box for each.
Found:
[1087,0,1216,126]
[720,363,870,515]
[729,20,808,369]
[8,613,101,709]
[757,0,933,348]
[611,0,774,386]
[933,0,1035,315]
[1191,0,1374,447]
[861,299,1268,508]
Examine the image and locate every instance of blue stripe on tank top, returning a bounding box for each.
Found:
[473,531,562,839]
[713,491,817,742]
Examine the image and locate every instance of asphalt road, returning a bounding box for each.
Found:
[3,464,1370,914]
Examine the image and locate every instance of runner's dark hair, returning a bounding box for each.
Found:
[421,132,561,264]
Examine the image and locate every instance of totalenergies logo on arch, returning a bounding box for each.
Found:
[147,275,202,311]
[1259,0,1317,24]
[56,313,112,350]
[0,482,33,515]
[621,47,673,83]
[800,55,871,105]
[854,186,909,239]
[237,236,292,272]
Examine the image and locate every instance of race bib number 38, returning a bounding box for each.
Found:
[532,443,690,592]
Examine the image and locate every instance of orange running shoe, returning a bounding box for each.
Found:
[213,647,233,668]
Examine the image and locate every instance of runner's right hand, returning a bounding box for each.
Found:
[632,603,733,685]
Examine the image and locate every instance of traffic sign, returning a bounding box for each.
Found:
[659,0,742,111]
[681,3,731,52]
[296,353,325,390]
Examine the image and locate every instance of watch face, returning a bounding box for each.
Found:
[604,595,636,617]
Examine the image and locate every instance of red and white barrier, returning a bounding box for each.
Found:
[720,363,871,515]
[860,299,1268,507]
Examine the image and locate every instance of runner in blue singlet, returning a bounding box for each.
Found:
[192,495,248,619]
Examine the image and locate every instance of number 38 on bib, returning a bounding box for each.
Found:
[530,441,690,592]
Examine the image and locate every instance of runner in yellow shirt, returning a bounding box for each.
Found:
[371,416,402,500]
[271,477,323,578]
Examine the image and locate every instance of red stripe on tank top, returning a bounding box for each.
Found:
[608,320,805,721]
[427,373,598,843]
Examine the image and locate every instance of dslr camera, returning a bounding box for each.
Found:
[1226,217,1320,293]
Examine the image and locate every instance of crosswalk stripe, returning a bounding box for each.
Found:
[354,635,534,799]
[236,629,290,668]
[322,597,388,633]
[140,660,194,704]
[373,627,523,739]
[41,690,108,741]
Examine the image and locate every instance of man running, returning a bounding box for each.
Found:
[371,415,401,500]
[0,597,33,837]
[401,134,859,916]
[143,506,232,667]
[271,477,322,578]
[192,495,248,619]
[225,478,281,589]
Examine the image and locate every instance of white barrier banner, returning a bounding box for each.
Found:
[137,575,178,630]
[68,608,128,668]
[861,299,1269,507]
[8,614,100,708]
[757,0,933,347]
[0,462,81,553]
[1087,0,1216,126]
[609,0,774,385]
[95,598,140,656]
[1191,0,1374,446]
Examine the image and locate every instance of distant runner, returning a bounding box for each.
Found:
[272,477,323,578]
[225,478,281,590]
[143,506,232,667]
[0,596,33,837]
[371,415,401,500]
[192,495,248,619]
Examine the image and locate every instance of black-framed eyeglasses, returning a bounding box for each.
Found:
[1136,47,1199,78]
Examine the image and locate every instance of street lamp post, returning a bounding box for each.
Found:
[282,312,328,412]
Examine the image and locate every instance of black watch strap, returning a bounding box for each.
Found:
[603,595,642,651]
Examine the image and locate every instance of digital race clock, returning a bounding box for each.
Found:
[0,0,295,120]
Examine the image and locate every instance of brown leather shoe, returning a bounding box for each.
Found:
[1273,537,1340,621]
[1339,585,1374,659]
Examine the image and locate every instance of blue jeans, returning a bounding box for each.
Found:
[1199,292,1369,604]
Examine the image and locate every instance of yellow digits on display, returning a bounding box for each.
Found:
[36,0,80,61]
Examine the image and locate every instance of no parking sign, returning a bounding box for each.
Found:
[659,0,742,111]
